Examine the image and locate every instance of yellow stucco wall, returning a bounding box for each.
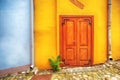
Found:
[112,0,120,60]
[34,0,57,69]
[34,0,108,69]
[57,0,107,65]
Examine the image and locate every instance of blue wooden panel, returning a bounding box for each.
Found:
[0,0,31,70]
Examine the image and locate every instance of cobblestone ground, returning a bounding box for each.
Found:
[0,60,120,80]
[51,61,120,80]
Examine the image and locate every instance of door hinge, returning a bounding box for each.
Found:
[89,59,92,64]
[62,58,65,64]
[62,58,70,65]
[89,59,91,62]
[62,22,65,26]
[62,18,69,26]
[84,18,92,25]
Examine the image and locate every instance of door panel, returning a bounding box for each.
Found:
[77,18,92,65]
[79,21,88,46]
[60,16,93,66]
[66,21,75,45]
[62,18,76,65]
[66,48,76,65]
[79,48,88,60]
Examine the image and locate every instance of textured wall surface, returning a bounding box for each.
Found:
[34,0,108,69]
[57,0,108,65]
[0,0,31,70]
[112,0,120,60]
[34,0,57,69]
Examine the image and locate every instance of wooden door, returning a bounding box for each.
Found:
[77,18,93,66]
[60,16,93,66]
[61,18,77,66]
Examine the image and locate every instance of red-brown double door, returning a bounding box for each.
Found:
[60,16,93,66]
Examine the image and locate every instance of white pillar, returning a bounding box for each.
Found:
[108,0,112,60]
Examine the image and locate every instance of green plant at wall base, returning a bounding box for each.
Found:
[48,55,61,71]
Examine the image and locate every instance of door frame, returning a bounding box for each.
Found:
[59,15,94,66]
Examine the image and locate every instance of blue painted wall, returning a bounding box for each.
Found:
[0,0,31,70]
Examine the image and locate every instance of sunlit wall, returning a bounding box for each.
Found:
[57,0,108,65]
[112,0,120,60]
[34,0,57,69]
[34,0,108,69]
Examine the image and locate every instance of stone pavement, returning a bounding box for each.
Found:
[0,60,120,80]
